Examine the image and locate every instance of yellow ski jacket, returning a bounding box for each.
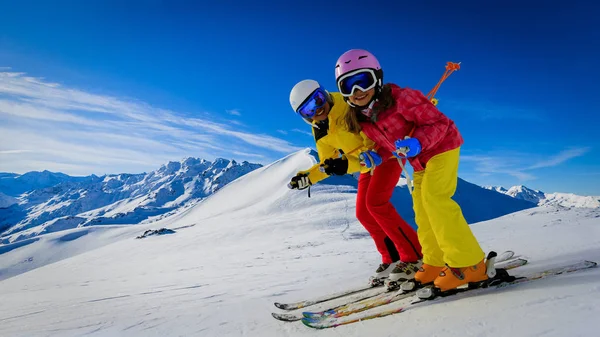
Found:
[298,92,374,184]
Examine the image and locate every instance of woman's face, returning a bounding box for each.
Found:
[348,88,375,107]
[311,101,330,122]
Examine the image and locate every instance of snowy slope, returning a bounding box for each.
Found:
[486,185,600,208]
[0,149,598,337]
[0,158,262,243]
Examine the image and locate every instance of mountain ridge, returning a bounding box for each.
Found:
[0,157,262,243]
[485,185,600,208]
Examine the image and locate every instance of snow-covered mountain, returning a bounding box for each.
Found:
[0,158,262,243]
[0,170,93,197]
[0,148,598,337]
[485,185,600,208]
[542,192,600,208]
[485,185,508,194]
[505,185,546,204]
[0,192,18,208]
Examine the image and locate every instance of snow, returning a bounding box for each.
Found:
[0,149,599,336]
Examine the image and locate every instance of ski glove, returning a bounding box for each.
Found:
[394,137,421,158]
[288,173,312,190]
[359,150,382,169]
[320,157,349,176]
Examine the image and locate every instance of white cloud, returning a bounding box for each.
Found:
[231,151,265,159]
[462,147,590,183]
[461,154,537,181]
[0,150,33,154]
[0,100,107,126]
[526,148,590,170]
[291,128,313,137]
[0,71,302,175]
[277,130,288,135]
[226,109,241,116]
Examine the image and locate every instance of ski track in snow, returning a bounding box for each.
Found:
[0,150,599,336]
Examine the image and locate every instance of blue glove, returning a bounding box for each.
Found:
[394,137,421,158]
[359,150,382,169]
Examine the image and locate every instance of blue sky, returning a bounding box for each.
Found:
[1,0,599,195]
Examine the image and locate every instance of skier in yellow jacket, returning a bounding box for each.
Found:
[288,80,422,284]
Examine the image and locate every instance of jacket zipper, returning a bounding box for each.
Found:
[371,121,399,152]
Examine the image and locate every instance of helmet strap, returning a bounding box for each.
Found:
[302,117,319,128]
[360,99,379,120]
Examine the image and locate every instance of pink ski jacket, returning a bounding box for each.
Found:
[359,84,463,172]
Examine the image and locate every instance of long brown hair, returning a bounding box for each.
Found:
[344,84,395,134]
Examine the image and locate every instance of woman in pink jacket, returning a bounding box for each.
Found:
[334,49,487,292]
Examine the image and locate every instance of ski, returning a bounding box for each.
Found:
[301,259,597,329]
[302,257,527,322]
[273,283,382,311]
[271,250,519,321]
[271,285,387,322]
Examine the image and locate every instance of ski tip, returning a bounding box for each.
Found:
[584,260,598,267]
[271,312,301,322]
[301,318,324,329]
[273,302,292,310]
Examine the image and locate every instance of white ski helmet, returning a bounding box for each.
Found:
[289,79,321,113]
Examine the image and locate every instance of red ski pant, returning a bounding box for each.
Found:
[356,157,422,264]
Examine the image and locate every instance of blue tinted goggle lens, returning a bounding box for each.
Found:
[339,71,376,96]
[297,89,327,118]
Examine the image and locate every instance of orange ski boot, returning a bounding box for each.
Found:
[433,259,488,292]
[414,263,445,285]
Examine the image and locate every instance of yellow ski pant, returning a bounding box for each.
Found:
[412,147,485,268]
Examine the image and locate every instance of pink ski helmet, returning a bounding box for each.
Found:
[335,49,382,80]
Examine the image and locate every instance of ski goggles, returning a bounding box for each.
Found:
[296,88,328,119]
[337,68,378,97]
